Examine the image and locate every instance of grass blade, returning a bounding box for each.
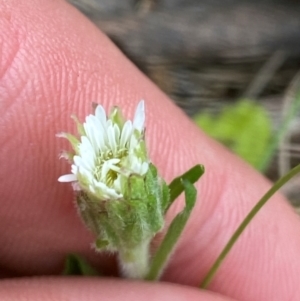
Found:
[62,253,100,276]
[200,163,300,288]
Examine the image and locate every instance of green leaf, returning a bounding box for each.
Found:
[56,132,80,154]
[109,106,125,128]
[71,114,86,136]
[95,238,109,249]
[167,164,204,211]
[145,180,197,281]
[194,99,272,169]
[62,253,100,276]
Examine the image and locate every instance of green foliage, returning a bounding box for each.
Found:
[146,165,204,281]
[62,253,100,276]
[194,99,272,169]
[167,164,204,211]
[81,164,167,252]
[64,165,205,281]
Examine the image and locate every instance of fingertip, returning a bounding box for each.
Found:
[0,278,236,301]
[1,2,300,301]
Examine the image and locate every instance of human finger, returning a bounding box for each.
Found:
[0,277,237,301]
[1,1,300,301]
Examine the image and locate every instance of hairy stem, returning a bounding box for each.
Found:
[118,239,151,279]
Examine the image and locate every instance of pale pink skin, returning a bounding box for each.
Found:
[1,1,300,300]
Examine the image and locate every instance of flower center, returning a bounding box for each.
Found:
[106,169,118,187]
[93,148,129,186]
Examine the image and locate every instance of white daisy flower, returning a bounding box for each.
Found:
[57,100,169,280]
[58,100,149,200]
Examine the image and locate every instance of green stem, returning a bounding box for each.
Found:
[257,91,300,172]
[118,239,150,279]
[200,163,300,289]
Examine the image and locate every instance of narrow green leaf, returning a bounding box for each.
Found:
[71,114,86,136]
[167,164,204,211]
[200,163,300,288]
[56,132,80,153]
[145,180,197,281]
[62,253,100,276]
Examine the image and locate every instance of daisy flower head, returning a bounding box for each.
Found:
[58,100,149,200]
[58,100,169,279]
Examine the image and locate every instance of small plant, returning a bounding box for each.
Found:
[194,99,272,169]
[58,100,300,287]
[58,100,203,279]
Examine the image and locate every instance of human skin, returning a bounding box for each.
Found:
[1,1,300,300]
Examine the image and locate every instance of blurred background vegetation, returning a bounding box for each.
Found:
[68,0,300,212]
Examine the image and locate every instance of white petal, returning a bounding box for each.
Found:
[90,115,104,131]
[89,183,96,194]
[74,157,94,183]
[85,116,98,142]
[108,159,121,172]
[100,158,120,180]
[129,134,139,151]
[106,119,112,128]
[94,181,122,199]
[78,166,94,182]
[80,151,95,171]
[129,156,140,173]
[88,115,107,151]
[71,164,78,174]
[108,158,121,165]
[83,117,99,150]
[79,147,96,164]
[95,105,107,127]
[133,100,145,132]
[79,136,96,159]
[113,174,122,192]
[101,160,111,180]
[83,118,93,138]
[114,124,120,144]
[107,124,117,153]
[94,181,107,191]
[120,120,132,147]
[74,155,93,172]
[93,180,106,190]
[73,155,82,167]
[128,157,148,176]
[105,187,122,199]
[140,162,149,175]
[58,174,77,182]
